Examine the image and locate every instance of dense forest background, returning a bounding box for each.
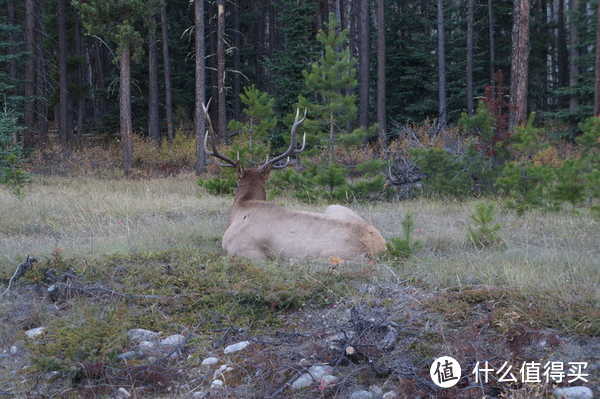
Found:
[1,0,600,207]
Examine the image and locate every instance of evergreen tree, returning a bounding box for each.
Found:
[0,106,28,195]
[299,14,357,164]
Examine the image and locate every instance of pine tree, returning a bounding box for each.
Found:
[0,106,28,195]
[300,14,357,164]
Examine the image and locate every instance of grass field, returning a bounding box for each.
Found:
[0,175,598,397]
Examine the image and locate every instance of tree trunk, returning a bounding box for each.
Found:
[509,0,530,129]
[568,0,579,113]
[233,0,241,121]
[358,0,369,128]
[119,45,134,176]
[489,0,495,86]
[7,0,17,86]
[376,0,386,150]
[595,0,600,115]
[217,0,226,140]
[437,0,447,129]
[75,14,85,140]
[58,0,70,146]
[24,0,36,148]
[467,0,474,115]
[160,0,174,142]
[35,0,48,144]
[557,0,569,95]
[93,43,106,125]
[148,17,161,145]
[195,0,207,174]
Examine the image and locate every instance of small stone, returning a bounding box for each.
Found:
[117,351,138,360]
[223,340,250,354]
[299,358,311,367]
[382,392,398,399]
[117,387,131,398]
[192,392,207,399]
[160,334,186,346]
[320,374,338,386]
[213,364,234,379]
[127,329,159,342]
[369,385,383,396]
[201,357,219,366]
[308,364,334,380]
[137,340,156,353]
[10,345,18,355]
[553,386,593,399]
[345,346,356,355]
[291,373,313,390]
[25,327,46,339]
[350,391,374,399]
[211,379,224,388]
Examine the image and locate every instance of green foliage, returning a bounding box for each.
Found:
[0,107,28,195]
[299,13,357,162]
[28,305,130,373]
[577,116,600,153]
[496,162,555,214]
[410,148,470,197]
[198,174,237,196]
[387,213,421,259]
[314,163,347,192]
[459,101,495,144]
[228,85,277,167]
[467,203,503,249]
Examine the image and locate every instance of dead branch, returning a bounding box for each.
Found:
[1,256,38,297]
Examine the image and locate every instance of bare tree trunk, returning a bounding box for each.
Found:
[568,0,579,113]
[35,0,48,144]
[93,43,106,125]
[119,45,133,176]
[467,0,474,115]
[359,0,369,128]
[7,0,17,85]
[74,14,85,140]
[58,0,70,146]
[148,17,161,145]
[557,0,569,102]
[195,0,207,174]
[595,0,600,115]
[217,0,226,140]
[233,0,241,121]
[437,0,447,128]
[24,0,36,148]
[489,0,495,86]
[160,0,174,142]
[509,0,530,129]
[376,0,386,150]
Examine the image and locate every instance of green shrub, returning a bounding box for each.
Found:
[0,107,29,195]
[410,147,472,197]
[467,202,503,248]
[198,175,237,196]
[355,159,386,176]
[496,162,555,214]
[387,212,421,259]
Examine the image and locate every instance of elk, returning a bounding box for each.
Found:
[203,105,386,260]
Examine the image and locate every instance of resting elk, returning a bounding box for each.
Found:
[203,105,386,261]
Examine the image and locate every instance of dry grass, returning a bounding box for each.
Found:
[1,175,599,307]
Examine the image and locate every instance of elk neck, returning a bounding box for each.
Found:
[233,168,269,206]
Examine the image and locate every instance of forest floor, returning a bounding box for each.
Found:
[0,174,598,398]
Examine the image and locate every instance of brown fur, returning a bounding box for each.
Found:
[221,168,386,260]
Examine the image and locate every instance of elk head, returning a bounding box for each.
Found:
[202,103,307,204]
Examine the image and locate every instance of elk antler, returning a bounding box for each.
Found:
[202,99,239,168]
[258,108,307,171]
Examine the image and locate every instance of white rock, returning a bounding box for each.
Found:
[137,340,156,353]
[127,328,159,342]
[369,385,383,396]
[350,391,374,399]
[25,327,46,339]
[309,364,333,379]
[320,374,338,386]
[117,387,131,398]
[223,340,250,354]
[291,373,314,390]
[160,334,186,346]
[192,392,207,399]
[201,357,220,366]
[213,364,234,379]
[10,345,18,355]
[211,379,224,388]
[382,392,398,399]
[553,386,593,399]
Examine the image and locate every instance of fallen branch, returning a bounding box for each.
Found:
[1,256,37,297]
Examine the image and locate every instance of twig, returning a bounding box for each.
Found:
[1,256,37,297]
